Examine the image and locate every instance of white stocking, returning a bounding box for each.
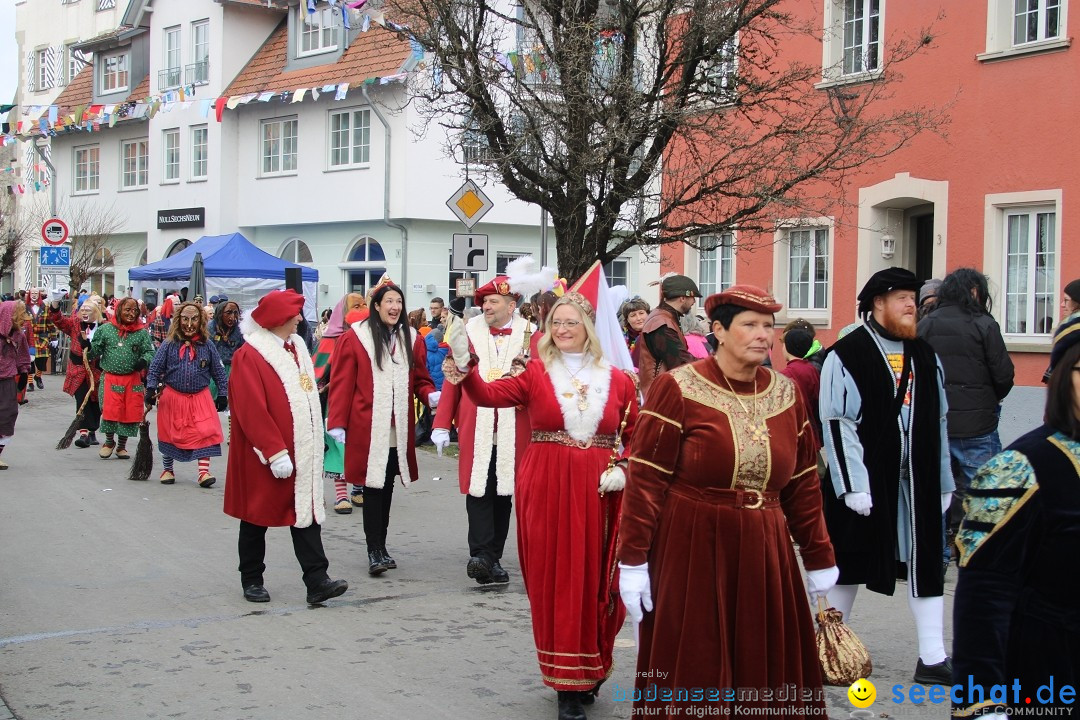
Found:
[907,567,947,664]
[828,584,859,621]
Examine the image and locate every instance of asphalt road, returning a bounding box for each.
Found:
[0,381,1048,720]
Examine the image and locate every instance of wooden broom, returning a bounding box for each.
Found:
[56,351,96,450]
[128,397,157,482]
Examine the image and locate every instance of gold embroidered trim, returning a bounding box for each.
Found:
[1049,434,1080,475]
[792,464,817,479]
[639,409,682,429]
[536,650,602,657]
[629,457,674,475]
[539,661,605,671]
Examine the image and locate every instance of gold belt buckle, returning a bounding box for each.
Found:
[743,488,764,510]
[574,438,593,449]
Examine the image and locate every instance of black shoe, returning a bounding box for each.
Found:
[467,556,493,584]
[74,433,91,448]
[368,549,389,576]
[26,383,33,392]
[579,680,603,705]
[35,377,44,389]
[243,584,270,603]
[556,691,587,720]
[306,578,348,604]
[380,546,397,569]
[88,432,100,445]
[914,657,952,685]
[490,560,509,584]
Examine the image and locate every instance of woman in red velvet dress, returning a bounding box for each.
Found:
[445,291,639,720]
[617,285,837,716]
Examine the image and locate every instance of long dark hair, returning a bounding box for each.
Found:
[937,268,992,315]
[367,284,414,372]
[1045,341,1080,440]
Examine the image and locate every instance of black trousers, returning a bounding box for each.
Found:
[34,356,48,375]
[74,381,101,432]
[362,448,397,549]
[466,448,513,563]
[237,520,330,590]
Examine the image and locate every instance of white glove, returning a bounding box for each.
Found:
[431,428,451,456]
[427,391,441,409]
[269,454,294,479]
[327,427,346,445]
[844,491,873,516]
[805,565,840,601]
[48,287,65,305]
[941,492,952,514]
[618,562,654,624]
[598,465,626,494]
[444,314,472,370]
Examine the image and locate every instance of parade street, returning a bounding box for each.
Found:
[0,383,1047,720]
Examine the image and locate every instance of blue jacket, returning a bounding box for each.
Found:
[425,332,448,390]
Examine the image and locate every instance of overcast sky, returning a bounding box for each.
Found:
[1,1,16,105]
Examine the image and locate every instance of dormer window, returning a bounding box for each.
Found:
[101,52,129,93]
[299,7,338,56]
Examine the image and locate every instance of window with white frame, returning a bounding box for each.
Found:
[1015,0,1062,44]
[696,233,734,297]
[162,129,180,183]
[842,0,880,75]
[463,126,492,164]
[1003,206,1057,335]
[121,138,149,189]
[74,145,100,193]
[67,44,85,85]
[279,238,313,264]
[496,252,528,275]
[191,125,208,180]
[298,7,338,56]
[328,108,371,168]
[36,49,48,91]
[191,20,210,85]
[604,258,629,289]
[101,52,129,93]
[701,36,738,102]
[162,26,181,89]
[785,226,830,311]
[261,117,298,176]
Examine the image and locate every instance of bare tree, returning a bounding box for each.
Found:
[24,197,124,291]
[394,0,948,280]
[0,202,33,283]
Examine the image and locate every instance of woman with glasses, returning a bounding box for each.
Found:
[952,314,1080,718]
[444,292,639,720]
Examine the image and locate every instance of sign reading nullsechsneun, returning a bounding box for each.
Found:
[157,207,205,230]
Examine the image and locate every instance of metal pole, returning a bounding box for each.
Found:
[539,207,548,267]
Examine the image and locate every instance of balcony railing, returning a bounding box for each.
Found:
[158,66,182,90]
[185,60,209,86]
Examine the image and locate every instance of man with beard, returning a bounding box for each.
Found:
[819,266,954,685]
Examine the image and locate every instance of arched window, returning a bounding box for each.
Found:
[166,238,191,257]
[138,248,148,266]
[340,236,387,295]
[279,238,313,263]
[347,236,386,263]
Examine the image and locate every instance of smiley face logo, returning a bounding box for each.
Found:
[848,678,876,708]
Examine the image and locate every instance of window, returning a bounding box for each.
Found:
[1003,207,1057,335]
[36,49,48,91]
[261,117,298,176]
[161,26,181,89]
[842,0,880,75]
[701,36,738,102]
[696,233,734,297]
[280,238,313,264]
[785,227,830,311]
[67,45,85,85]
[74,145,100,193]
[344,237,387,296]
[299,8,338,56]
[983,0,1069,57]
[328,108,371,168]
[162,129,180,182]
[462,126,491,164]
[101,52,129,93]
[604,258,629,289]
[121,138,149,189]
[166,239,192,257]
[191,125,208,180]
[1015,0,1062,44]
[190,20,209,85]
[88,248,115,298]
[496,253,528,275]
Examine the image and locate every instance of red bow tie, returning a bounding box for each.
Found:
[490,327,513,337]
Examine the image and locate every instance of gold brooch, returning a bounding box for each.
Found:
[299,373,314,392]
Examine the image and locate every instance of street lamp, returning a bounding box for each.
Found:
[880,231,896,260]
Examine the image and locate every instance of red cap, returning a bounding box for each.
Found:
[704,284,782,317]
[251,289,305,329]
[475,276,520,303]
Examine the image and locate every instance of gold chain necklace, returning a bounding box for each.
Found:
[561,358,592,412]
[720,372,769,440]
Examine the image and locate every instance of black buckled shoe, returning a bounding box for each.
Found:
[914,657,953,685]
[467,556,493,584]
[368,549,389,576]
[556,690,587,720]
[306,578,348,604]
[243,584,270,603]
[380,546,397,569]
[490,560,509,584]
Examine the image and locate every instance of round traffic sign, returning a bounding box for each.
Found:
[41,218,69,246]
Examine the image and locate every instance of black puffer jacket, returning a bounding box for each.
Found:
[917,302,1015,438]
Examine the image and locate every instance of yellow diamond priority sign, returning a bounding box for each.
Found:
[447,180,493,229]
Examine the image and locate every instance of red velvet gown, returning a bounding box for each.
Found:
[462,357,639,690]
[619,359,834,714]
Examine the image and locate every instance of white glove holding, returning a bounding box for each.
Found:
[844,491,873,516]
[327,427,346,445]
[444,314,472,370]
[598,465,626,494]
[428,391,441,409]
[941,492,953,514]
[47,286,66,305]
[431,428,451,456]
[805,565,840,601]
[269,454,294,479]
[618,562,654,624]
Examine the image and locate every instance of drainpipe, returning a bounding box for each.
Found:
[362,86,409,292]
[32,140,58,219]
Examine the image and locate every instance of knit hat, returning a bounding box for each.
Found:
[919,278,943,306]
[1065,279,1080,305]
[250,289,305,329]
[784,328,815,359]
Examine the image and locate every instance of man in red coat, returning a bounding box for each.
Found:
[431,276,532,584]
[224,289,348,605]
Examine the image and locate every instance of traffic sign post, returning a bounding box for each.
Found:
[451,233,489,271]
[41,218,69,246]
[446,180,493,229]
[39,246,71,267]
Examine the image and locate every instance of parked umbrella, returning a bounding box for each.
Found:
[190,252,207,304]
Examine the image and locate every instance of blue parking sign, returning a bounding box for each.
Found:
[39,245,71,267]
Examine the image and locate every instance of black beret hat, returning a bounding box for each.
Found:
[784,328,815,359]
[857,267,923,314]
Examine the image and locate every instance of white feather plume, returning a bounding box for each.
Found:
[505,256,558,301]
